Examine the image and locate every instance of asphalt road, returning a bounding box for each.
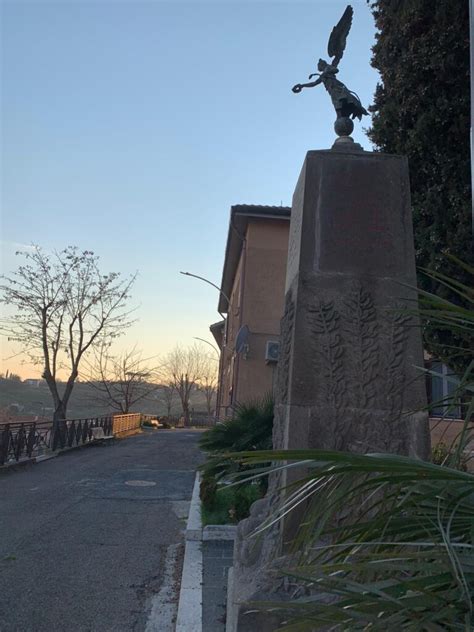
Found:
[0,429,203,632]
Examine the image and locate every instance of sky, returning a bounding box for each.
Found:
[1,0,379,378]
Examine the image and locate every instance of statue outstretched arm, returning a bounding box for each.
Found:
[292,78,322,94]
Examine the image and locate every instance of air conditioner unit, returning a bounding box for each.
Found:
[265,340,280,364]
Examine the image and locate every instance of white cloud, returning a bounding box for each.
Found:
[0,240,37,253]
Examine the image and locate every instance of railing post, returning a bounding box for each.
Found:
[14,424,26,461]
[0,424,10,466]
[26,423,37,458]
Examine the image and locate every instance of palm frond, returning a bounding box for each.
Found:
[198,395,273,480]
[233,449,474,629]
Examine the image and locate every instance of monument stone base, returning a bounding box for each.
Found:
[228,147,431,631]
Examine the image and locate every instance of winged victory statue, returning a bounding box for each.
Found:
[292,5,368,141]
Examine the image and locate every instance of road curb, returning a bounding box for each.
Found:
[186,471,202,541]
[203,525,237,541]
[33,453,58,463]
[176,471,203,632]
[225,566,236,632]
[0,451,58,471]
[175,540,202,632]
[176,471,239,631]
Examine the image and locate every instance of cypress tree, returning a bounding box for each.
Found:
[367,0,472,370]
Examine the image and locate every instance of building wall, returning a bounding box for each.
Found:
[219,218,289,415]
[219,254,244,413]
[242,219,290,331]
[235,219,289,404]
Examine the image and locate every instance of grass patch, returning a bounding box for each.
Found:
[3,554,16,561]
[201,483,263,526]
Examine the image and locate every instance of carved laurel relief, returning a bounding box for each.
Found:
[383,304,410,420]
[306,284,409,421]
[307,299,346,409]
[343,283,379,407]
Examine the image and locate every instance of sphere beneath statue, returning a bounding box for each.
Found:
[334,116,354,137]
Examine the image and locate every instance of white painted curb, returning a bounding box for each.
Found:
[176,471,202,632]
[225,566,236,632]
[203,525,237,541]
[186,471,202,541]
[175,540,202,632]
[176,472,239,631]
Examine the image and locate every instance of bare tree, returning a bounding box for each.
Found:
[198,358,218,420]
[85,346,159,414]
[162,343,208,425]
[161,383,175,418]
[1,371,22,382]
[0,246,135,424]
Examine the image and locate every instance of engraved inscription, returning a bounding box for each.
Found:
[329,205,393,251]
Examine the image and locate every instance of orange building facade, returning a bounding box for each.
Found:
[211,205,290,418]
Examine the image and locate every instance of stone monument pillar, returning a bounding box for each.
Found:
[228,146,431,631]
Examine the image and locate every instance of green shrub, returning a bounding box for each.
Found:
[201,482,263,526]
[199,395,273,483]
[199,474,218,509]
[233,483,262,522]
[199,398,273,525]
[201,486,236,526]
[432,440,469,471]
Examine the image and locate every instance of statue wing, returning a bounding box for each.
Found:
[327,5,353,67]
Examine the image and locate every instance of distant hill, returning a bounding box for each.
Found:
[0,377,211,421]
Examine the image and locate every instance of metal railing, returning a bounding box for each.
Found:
[0,416,114,466]
[185,413,217,428]
[0,410,213,466]
[112,413,142,435]
[0,421,52,465]
[51,416,113,451]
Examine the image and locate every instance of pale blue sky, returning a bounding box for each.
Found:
[1,0,379,376]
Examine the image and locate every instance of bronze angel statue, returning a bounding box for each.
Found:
[292,5,368,124]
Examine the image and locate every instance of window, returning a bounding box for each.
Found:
[429,361,461,419]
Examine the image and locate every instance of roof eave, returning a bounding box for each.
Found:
[217,205,291,313]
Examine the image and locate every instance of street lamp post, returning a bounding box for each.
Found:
[193,337,220,359]
[180,270,228,419]
[179,271,230,318]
